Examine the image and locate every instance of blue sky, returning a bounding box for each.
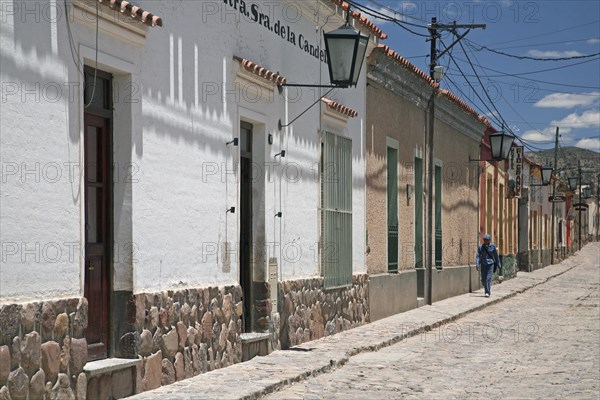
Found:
[357,0,600,153]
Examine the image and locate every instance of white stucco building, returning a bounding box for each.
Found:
[1,0,385,397]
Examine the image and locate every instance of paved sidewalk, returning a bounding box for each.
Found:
[130,244,597,400]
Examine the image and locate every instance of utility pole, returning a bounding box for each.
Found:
[596,174,599,241]
[425,18,438,307]
[550,127,559,264]
[578,159,582,251]
[425,19,485,306]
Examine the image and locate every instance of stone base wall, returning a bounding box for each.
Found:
[516,251,530,271]
[131,285,243,393]
[498,254,516,279]
[0,297,89,400]
[278,274,369,349]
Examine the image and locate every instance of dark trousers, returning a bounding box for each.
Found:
[481,263,493,295]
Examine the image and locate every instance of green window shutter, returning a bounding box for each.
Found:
[321,131,353,289]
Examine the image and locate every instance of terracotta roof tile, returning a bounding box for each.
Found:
[329,0,387,39]
[375,45,437,88]
[322,98,359,118]
[374,45,493,128]
[97,0,162,27]
[440,90,492,127]
[234,56,287,85]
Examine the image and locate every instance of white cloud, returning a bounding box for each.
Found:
[534,92,600,109]
[521,131,553,142]
[521,126,575,142]
[587,38,600,44]
[527,50,584,58]
[575,138,600,152]
[551,110,600,129]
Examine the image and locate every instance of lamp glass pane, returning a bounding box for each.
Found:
[327,37,355,82]
[350,34,369,85]
[541,167,552,185]
[501,135,515,160]
[324,25,361,84]
[583,187,592,198]
[568,177,578,190]
[489,134,502,159]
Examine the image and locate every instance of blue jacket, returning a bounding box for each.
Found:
[476,243,501,268]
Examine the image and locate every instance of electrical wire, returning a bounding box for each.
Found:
[455,39,513,131]
[487,37,600,51]
[448,52,600,89]
[459,40,594,152]
[346,0,431,38]
[463,43,600,78]
[481,20,600,47]
[441,41,550,153]
[443,74,500,125]
[468,42,600,61]
[443,71,600,96]
[471,53,544,150]
[362,0,430,23]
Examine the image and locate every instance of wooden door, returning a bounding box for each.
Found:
[387,146,398,272]
[239,122,253,333]
[435,165,442,268]
[84,114,110,361]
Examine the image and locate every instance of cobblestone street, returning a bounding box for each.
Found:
[265,244,600,399]
[129,243,600,400]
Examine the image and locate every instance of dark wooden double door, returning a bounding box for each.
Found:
[84,113,111,361]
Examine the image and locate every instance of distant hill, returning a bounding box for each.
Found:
[525,147,600,184]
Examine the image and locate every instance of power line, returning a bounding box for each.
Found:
[444,74,498,125]
[442,40,550,153]
[482,20,600,47]
[469,42,600,61]
[489,37,600,51]
[449,53,600,89]
[360,0,430,25]
[443,61,511,134]
[444,71,600,95]
[455,39,513,131]
[347,0,431,38]
[464,43,600,77]
[463,41,556,151]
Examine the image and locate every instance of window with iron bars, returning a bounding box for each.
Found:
[320,130,353,289]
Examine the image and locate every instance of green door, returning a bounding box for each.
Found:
[414,157,423,268]
[387,146,398,272]
[435,165,443,268]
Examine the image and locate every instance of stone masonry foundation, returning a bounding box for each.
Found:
[0,297,88,400]
[279,274,370,349]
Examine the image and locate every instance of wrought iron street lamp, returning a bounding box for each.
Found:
[489,131,516,161]
[583,186,592,199]
[530,166,553,187]
[541,166,553,186]
[279,7,370,90]
[323,23,369,88]
[568,176,579,191]
[277,6,370,130]
[469,131,516,162]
